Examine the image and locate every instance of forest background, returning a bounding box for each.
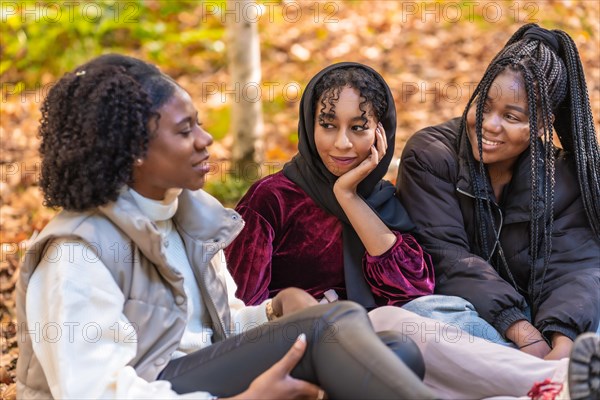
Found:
[1,1,599,397]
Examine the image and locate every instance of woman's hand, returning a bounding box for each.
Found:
[226,334,325,400]
[544,333,573,360]
[271,288,319,318]
[331,122,396,256]
[519,339,552,359]
[333,122,387,198]
[506,320,551,358]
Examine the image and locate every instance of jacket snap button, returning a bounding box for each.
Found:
[175,296,185,305]
[155,357,165,366]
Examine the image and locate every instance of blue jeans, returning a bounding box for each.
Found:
[402,295,511,345]
[402,295,600,344]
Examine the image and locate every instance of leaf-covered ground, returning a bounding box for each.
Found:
[1,1,599,397]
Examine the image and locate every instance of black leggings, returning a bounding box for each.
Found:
[376,330,425,380]
[159,302,434,399]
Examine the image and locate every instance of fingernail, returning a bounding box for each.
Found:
[296,333,306,344]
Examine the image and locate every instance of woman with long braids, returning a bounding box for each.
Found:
[397,23,600,361]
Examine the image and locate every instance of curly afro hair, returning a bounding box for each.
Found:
[313,67,388,128]
[39,54,179,211]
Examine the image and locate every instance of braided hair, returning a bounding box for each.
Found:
[460,24,600,312]
[39,54,179,211]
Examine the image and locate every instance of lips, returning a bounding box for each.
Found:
[330,155,357,165]
[192,155,210,174]
[481,136,503,146]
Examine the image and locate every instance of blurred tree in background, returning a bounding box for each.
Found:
[1,2,599,395]
[226,0,264,176]
[2,1,598,200]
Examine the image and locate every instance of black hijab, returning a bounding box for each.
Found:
[283,62,414,308]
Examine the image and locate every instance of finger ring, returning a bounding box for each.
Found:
[316,389,325,400]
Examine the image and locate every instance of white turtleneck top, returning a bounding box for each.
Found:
[26,188,268,399]
[129,188,215,357]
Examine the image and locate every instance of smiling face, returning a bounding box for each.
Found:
[314,86,377,176]
[131,86,213,200]
[466,69,539,174]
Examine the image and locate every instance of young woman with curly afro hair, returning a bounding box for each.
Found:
[16,54,436,400]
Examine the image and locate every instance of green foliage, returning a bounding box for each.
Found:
[0,0,226,88]
[262,92,287,114]
[204,174,252,208]
[204,106,231,141]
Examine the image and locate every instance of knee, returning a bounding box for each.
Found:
[376,330,426,380]
[309,301,369,338]
[318,301,368,322]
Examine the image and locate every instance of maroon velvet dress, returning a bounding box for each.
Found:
[225,171,434,306]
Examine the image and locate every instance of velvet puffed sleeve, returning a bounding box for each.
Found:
[363,231,434,306]
[225,174,289,306]
[225,203,276,306]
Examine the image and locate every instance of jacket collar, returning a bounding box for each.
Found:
[173,189,244,248]
[98,188,243,266]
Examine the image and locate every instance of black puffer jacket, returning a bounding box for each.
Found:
[397,118,600,341]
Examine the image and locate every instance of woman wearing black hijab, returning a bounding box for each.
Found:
[226,62,434,310]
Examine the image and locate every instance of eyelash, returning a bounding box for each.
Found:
[481,105,521,122]
[180,119,202,136]
[318,122,369,131]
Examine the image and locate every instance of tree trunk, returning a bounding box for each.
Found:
[226,0,264,179]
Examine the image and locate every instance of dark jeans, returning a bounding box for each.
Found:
[159,302,434,399]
